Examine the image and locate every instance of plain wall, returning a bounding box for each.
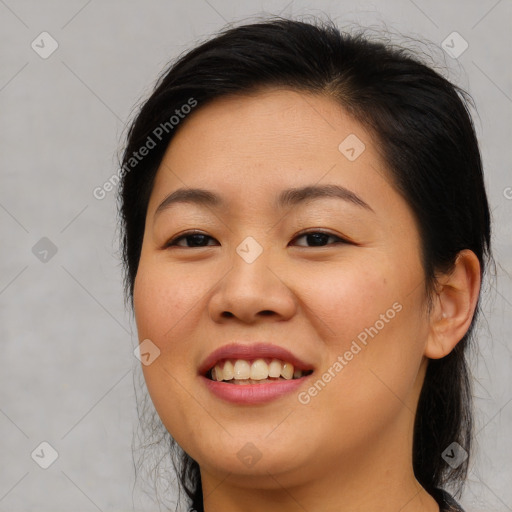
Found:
[0,1,511,511]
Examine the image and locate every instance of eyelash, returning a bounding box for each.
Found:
[164,229,349,248]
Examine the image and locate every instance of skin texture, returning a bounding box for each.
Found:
[133,88,481,512]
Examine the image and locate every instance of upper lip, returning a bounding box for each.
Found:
[199,343,315,376]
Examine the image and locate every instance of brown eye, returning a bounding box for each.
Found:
[166,232,218,248]
[292,231,347,247]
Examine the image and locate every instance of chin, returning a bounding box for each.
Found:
[184,431,319,485]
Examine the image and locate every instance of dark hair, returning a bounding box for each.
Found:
[117,16,492,511]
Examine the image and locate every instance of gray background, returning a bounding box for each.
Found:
[0,1,510,511]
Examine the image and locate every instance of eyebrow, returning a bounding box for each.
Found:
[154,184,374,219]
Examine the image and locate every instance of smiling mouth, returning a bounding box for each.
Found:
[206,358,314,384]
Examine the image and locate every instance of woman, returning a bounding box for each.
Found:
[118,17,491,512]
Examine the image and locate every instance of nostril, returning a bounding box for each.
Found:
[259,310,274,316]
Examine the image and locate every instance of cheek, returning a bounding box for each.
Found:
[133,260,208,404]
[299,258,427,405]
[298,260,396,346]
[133,259,214,348]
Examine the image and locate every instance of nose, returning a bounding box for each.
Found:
[207,249,297,324]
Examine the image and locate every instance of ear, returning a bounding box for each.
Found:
[425,249,481,359]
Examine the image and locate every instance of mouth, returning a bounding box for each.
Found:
[199,343,315,403]
[206,358,314,384]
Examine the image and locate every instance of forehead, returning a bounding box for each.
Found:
[164,88,368,163]
[149,88,390,206]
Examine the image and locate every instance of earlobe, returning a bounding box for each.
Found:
[425,250,481,359]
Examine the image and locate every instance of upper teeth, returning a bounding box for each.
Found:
[211,358,304,382]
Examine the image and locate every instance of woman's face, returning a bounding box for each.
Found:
[133,89,432,487]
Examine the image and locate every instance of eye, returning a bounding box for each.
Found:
[165,231,219,248]
[164,229,349,249]
[291,230,348,247]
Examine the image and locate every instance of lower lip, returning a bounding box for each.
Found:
[201,375,310,404]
